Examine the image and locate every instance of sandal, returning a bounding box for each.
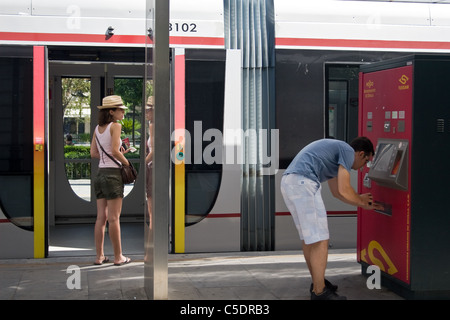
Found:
[114,257,131,266]
[94,256,110,265]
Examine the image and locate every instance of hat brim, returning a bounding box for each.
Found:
[97,105,128,110]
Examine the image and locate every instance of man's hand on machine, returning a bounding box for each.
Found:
[360,193,384,211]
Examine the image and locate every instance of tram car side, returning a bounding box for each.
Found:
[181,0,450,252]
[1,0,450,256]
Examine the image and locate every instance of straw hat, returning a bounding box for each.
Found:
[146,96,154,109]
[97,95,128,110]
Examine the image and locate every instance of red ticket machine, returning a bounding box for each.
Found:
[358,55,450,299]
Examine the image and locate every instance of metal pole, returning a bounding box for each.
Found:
[144,0,170,300]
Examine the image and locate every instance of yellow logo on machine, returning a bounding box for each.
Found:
[398,75,410,90]
[364,80,375,98]
[360,240,398,275]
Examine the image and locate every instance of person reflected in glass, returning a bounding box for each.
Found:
[145,96,154,230]
[65,134,74,145]
[90,95,131,266]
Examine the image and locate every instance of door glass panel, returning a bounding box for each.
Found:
[326,65,360,143]
[0,55,34,230]
[328,80,348,140]
[62,77,92,201]
[185,59,225,225]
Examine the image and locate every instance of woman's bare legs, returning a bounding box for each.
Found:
[144,195,152,263]
[94,198,108,264]
[106,197,128,264]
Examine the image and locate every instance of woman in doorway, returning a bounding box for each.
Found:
[90,95,131,266]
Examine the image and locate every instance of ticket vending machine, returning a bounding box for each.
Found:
[358,55,450,299]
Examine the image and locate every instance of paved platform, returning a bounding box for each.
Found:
[0,223,403,301]
[0,251,403,300]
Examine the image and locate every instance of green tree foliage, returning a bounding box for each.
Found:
[114,78,144,146]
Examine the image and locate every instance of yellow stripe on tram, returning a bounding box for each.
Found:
[174,155,185,253]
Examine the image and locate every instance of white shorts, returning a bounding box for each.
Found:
[280,174,329,245]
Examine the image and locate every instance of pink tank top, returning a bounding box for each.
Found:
[95,122,120,168]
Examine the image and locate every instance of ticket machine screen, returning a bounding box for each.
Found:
[368,139,408,190]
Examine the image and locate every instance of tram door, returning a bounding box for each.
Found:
[0,46,47,258]
[49,62,146,225]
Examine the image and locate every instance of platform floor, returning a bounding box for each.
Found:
[0,223,404,301]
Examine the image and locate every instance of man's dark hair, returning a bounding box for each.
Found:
[350,137,375,156]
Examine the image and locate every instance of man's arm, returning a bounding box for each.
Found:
[328,165,374,209]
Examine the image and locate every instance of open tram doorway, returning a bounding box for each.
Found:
[48,58,148,257]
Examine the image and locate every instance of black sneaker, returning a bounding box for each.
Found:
[311,286,347,300]
[309,279,338,293]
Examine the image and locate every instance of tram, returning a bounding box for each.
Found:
[1,0,450,257]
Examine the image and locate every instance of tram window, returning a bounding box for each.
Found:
[275,49,326,169]
[325,65,360,143]
[0,57,33,173]
[185,58,225,225]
